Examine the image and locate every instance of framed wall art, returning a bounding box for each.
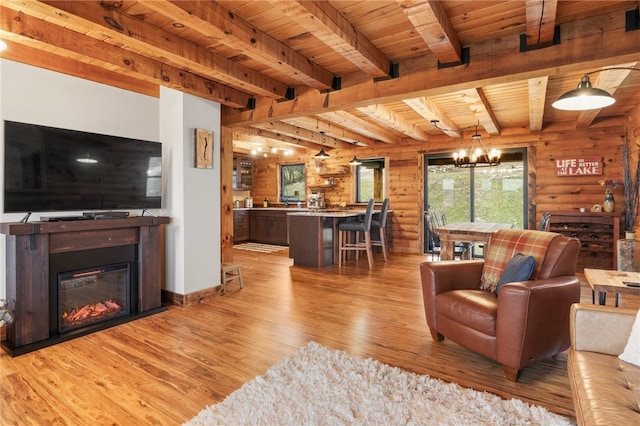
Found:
[195,128,213,169]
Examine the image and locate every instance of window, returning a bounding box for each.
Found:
[355,158,386,202]
[424,148,527,229]
[280,163,306,202]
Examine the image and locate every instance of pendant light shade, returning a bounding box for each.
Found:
[314,131,330,158]
[552,75,616,111]
[314,148,330,159]
[347,141,362,166]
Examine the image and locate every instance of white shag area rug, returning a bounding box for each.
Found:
[184,341,572,426]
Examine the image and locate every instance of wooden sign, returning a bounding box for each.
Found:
[195,128,213,169]
[555,157,602,176]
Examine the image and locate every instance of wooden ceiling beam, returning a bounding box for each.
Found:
[140,0,335,90]
[525,0,558,47]
[0,7,250,108]
[0,38,159,98]
[267,0,391,78]
[458,88,500,135]
[316,111,401,144]
[250,121,353,150]
[223,12,640,125]
[33,0,286,99]
[233,128,318,151]
[528,76,548,132]
[281,116,379,146]
[396,0,462,64]
[403,96,462,138]
[575,62,638,129]
[356,104,429,141]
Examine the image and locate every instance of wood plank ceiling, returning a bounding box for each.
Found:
[1,1,640,156]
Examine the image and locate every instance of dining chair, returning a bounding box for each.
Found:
[338,199,375,268]
[539,211,551,231]
[370,198,389,261]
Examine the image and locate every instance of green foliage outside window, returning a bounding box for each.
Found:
[281,163,306,202]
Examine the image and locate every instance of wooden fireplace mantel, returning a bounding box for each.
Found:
[1,216,170,356]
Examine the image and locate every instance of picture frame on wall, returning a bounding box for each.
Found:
[195,128,213,169]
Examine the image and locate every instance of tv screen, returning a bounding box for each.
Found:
[3,121,162,213]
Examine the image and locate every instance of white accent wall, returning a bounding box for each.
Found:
[0,59,221,299]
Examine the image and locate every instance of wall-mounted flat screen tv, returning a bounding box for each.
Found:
[3,120,162,213]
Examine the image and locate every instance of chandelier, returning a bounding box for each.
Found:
[431,121,501,168]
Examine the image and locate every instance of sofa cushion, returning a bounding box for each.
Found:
[480,229,558,292]
[494,254,535,295]
[619,309,640,366]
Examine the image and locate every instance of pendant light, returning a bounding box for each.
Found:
[431,120,500,168]
[551,75,615,111]
[348,141,362,166]
[552,67,640,111]
[314,131,330,159]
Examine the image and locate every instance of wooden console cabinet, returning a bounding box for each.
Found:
[1,216,169,355]
[548,211,621,271]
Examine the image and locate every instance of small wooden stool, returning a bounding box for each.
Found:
[221,263,244,294]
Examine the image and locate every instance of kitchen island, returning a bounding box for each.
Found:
[288,210,362,268]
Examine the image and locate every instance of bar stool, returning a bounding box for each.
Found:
[338,199,375,268]
[371,198,389,261]
[221,263,244,294]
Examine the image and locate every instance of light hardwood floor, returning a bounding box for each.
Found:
[2,247,639,425]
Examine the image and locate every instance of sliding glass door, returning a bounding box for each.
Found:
[424,149,527,252]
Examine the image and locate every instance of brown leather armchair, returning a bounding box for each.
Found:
[420,229,581,381]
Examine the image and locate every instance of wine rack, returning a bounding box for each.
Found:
[548,211,621,271]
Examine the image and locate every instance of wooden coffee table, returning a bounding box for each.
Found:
[583,268,640,307]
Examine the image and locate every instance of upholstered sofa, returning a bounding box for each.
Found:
[568,303,640,425]
[420,229,581,380]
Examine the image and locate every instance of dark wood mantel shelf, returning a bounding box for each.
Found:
[1,216,170,356]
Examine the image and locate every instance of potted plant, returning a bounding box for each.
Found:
[622,138,640,239]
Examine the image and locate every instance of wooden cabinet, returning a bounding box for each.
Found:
[233,209,250,243]
[548,211,621,271]
[249,210,288,245]
[233,156,253,190]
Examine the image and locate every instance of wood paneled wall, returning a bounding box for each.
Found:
[246,120,631,254]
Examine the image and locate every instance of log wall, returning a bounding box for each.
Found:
[248,120,631,254]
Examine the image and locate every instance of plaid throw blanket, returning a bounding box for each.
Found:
[480,229,559,292]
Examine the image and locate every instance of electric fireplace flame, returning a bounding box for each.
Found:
[58,263,130,333]
[61,300,123,329]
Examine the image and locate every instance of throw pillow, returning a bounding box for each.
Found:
[619,309,640,367]
[493,253,535,295]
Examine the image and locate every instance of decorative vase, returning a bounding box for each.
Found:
[603,193,615,212]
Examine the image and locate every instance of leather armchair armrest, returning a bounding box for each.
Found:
[496,276,581,368]
[420,260,484,295]
[570,303,636,355]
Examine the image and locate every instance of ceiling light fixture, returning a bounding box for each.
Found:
[0,39,7,52]
[314,131,330,159]
[76,153,98,164]
[552,67,640,111]
[348,141,362,166]
[431,120,500,168]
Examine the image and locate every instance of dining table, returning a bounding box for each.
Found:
[435,222,514,260]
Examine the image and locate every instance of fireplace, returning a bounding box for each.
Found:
[1,216,169,356]
[49,245,139,337]
[58,264,130,332]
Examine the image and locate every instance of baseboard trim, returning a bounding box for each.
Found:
[162,286,221,307]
